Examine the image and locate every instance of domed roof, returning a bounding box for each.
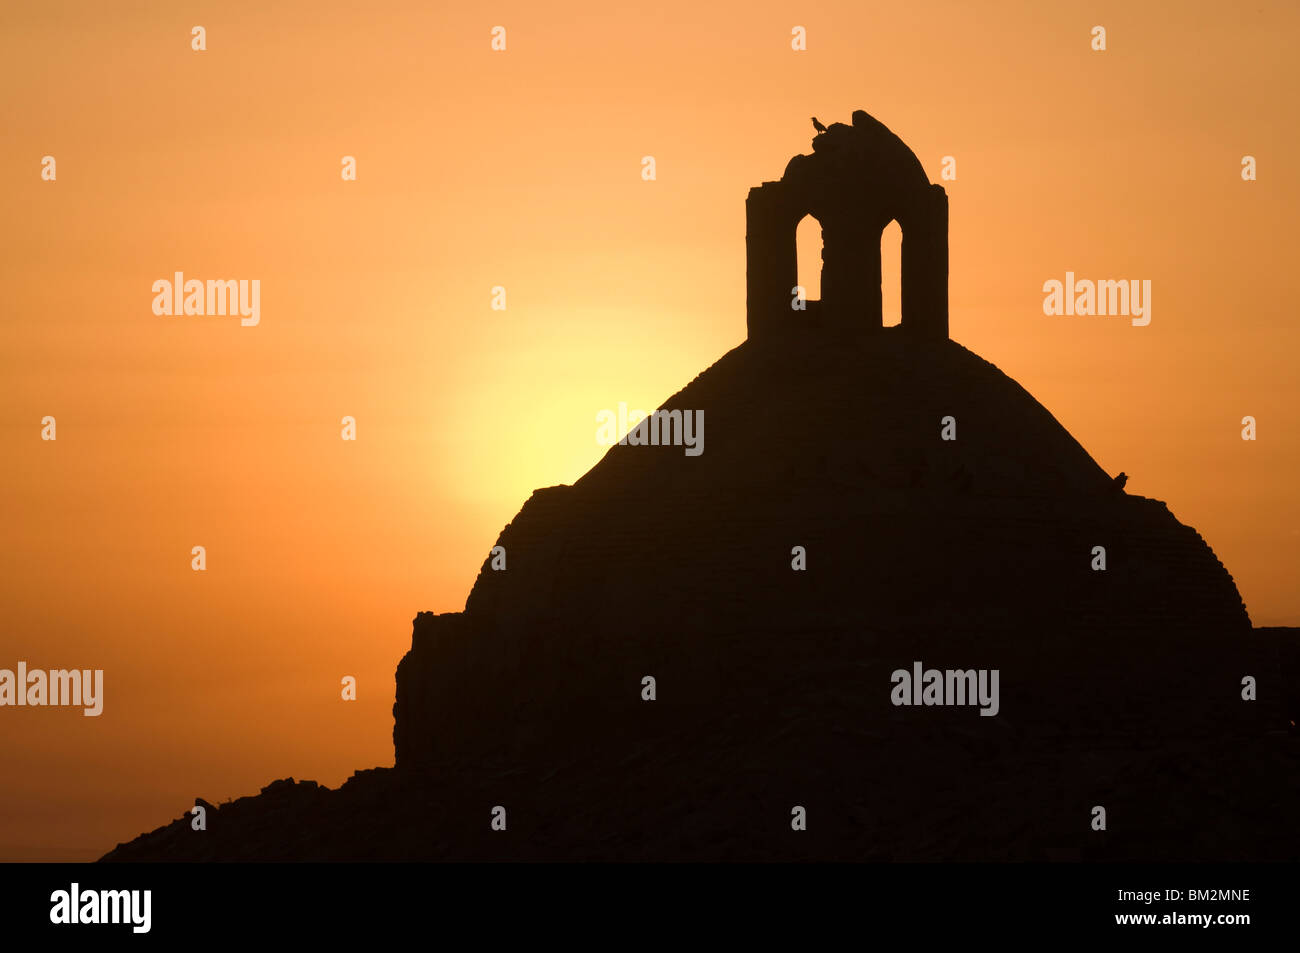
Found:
[459,332,1246,645]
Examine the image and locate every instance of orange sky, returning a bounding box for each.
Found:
[2,0,1297,859]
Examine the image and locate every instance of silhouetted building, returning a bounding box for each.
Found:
[103,108,1294,866]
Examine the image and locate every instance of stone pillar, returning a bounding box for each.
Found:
[745,183,800,343]
[820,214,882,330]
[901,184,949,341]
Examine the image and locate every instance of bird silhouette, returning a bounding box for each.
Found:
[812,117,827,134]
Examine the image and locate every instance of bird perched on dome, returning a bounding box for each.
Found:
[811,117,828,134]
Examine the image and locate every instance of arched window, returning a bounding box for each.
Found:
[880,220,902,327]
[795,213,822,304]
